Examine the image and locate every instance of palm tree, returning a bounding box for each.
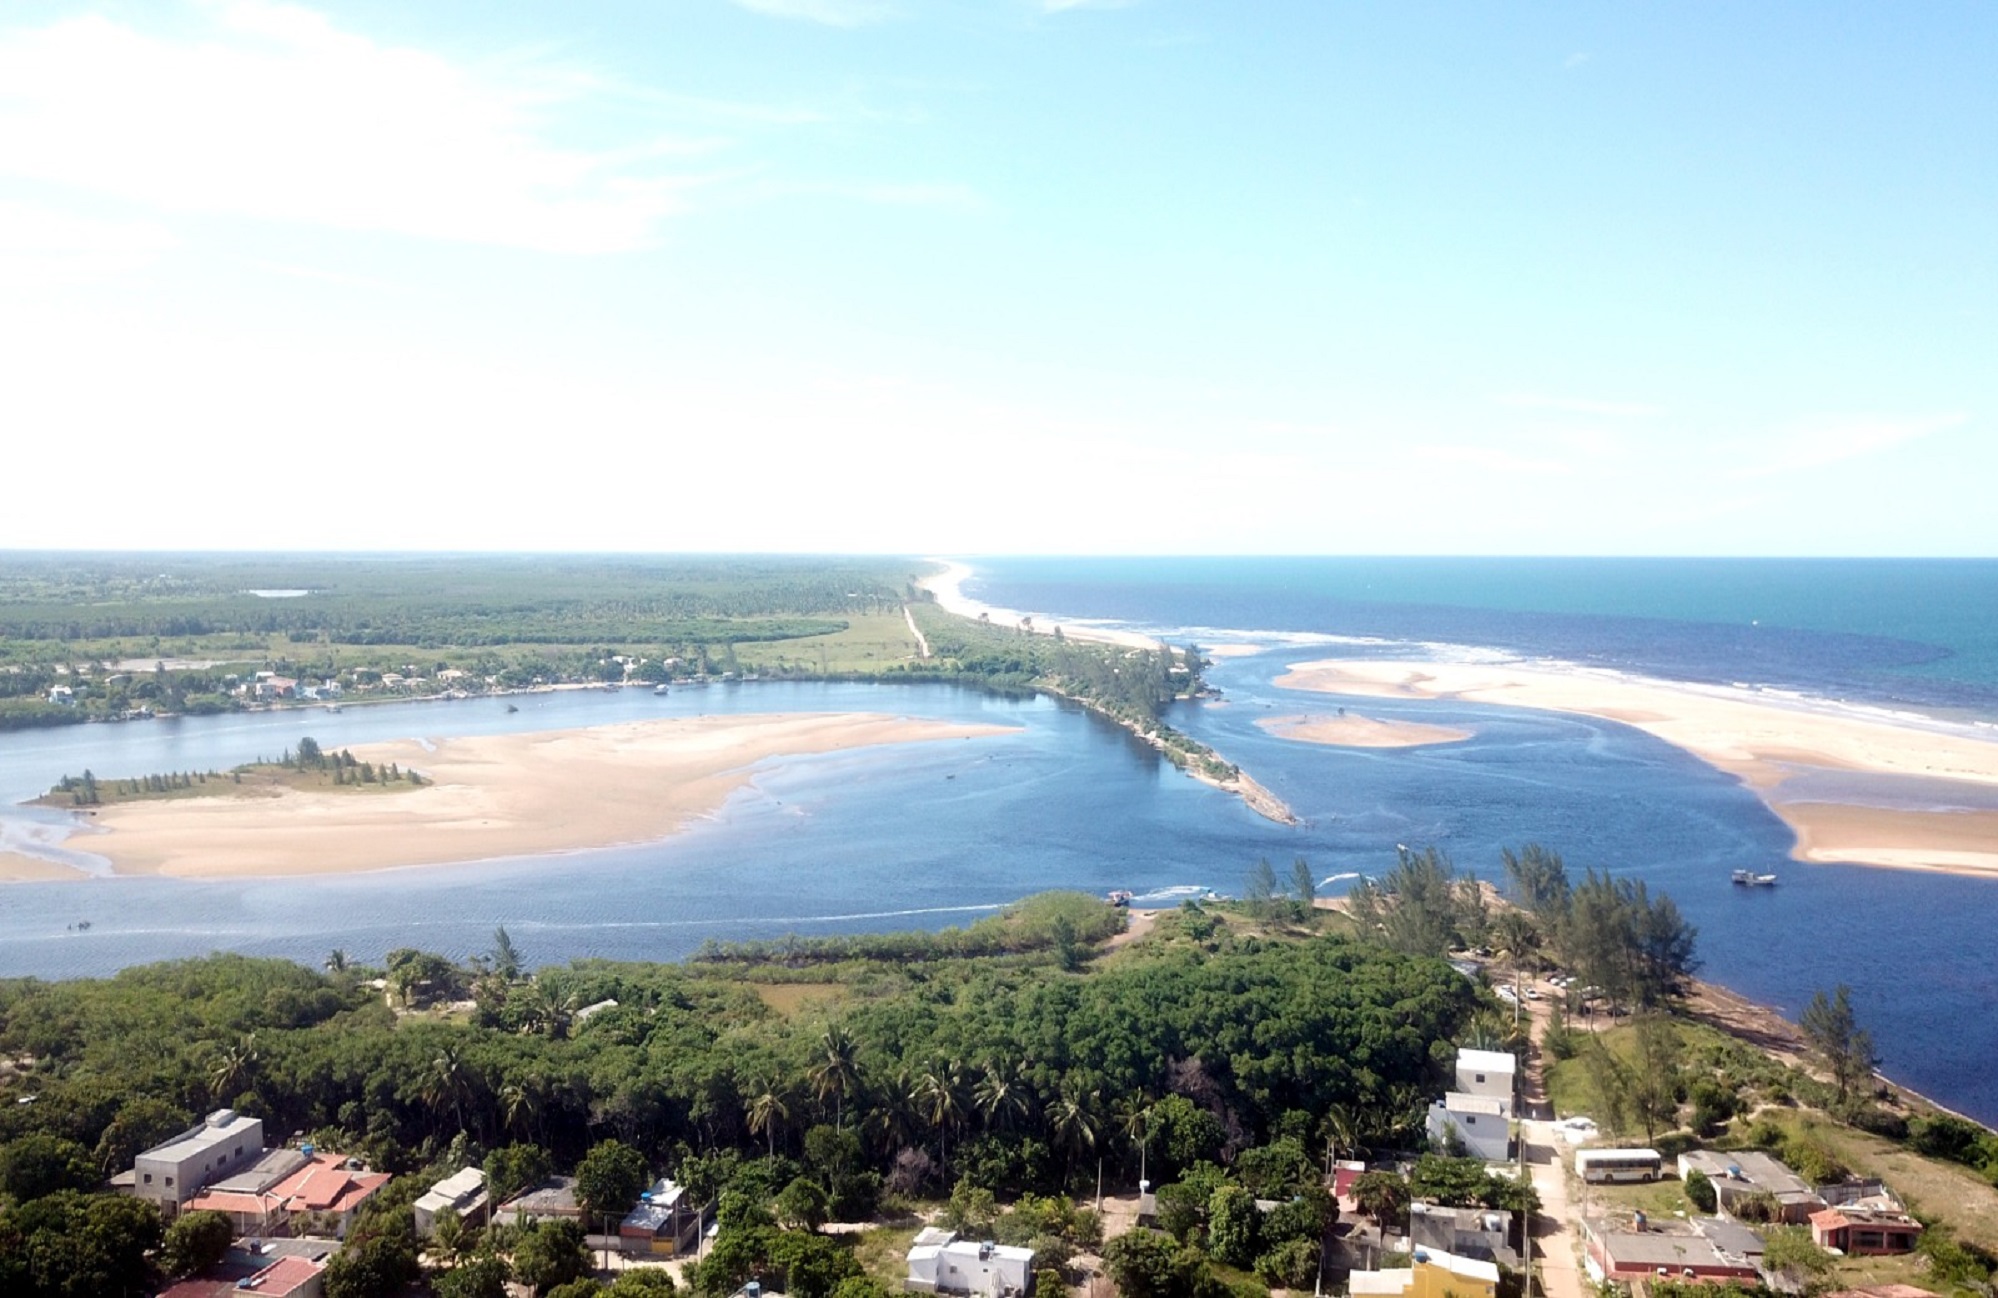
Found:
[861,1067,919,1159]
[500,1075,547,1144]
[430,1207,472,1269]
[210,1034,258,1103]
[973,1057,1033,1134]
[324,949,349,975]
[746,1078,791,1159]
[1048,1079,1101,1189]
[914,1062,967,1178]
[1320,1102,1359,1171]
[1115,1095,1156,1186]
[424,1046,477,1138]
[809,1024,863,1128]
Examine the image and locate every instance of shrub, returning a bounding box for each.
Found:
[1254,1238,1321,1290]
[1684,1169,1716,1213]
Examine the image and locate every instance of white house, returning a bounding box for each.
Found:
[1426,1048,1516,1162]
[414,1167,489,1236]
[132,1108,265,1206]
[905,1228,1035,1297]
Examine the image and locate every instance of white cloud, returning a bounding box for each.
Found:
[1492,392,1662,418]
[1731,412,1968,480]
[0,2,701,253]
[0,199,176,286]
[1412,444,1575,477]
[730,0,894,26]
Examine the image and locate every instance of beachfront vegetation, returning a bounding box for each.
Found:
[900,602,1233,778]
[0,553,927,729]
[0,888,1482,1296]
[37,738,423,808]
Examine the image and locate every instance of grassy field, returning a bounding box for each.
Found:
[1761,1111,1998,1256]
[750,982,853,1018]
[734,610,924,674]
[850,1221,924,1288]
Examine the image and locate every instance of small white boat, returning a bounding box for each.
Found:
[1731,869,1778,887]
[653,684,670,696]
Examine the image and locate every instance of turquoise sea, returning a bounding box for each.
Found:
[0,557,1993,1122]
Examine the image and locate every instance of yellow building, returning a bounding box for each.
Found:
[1349,1248,1500,1298]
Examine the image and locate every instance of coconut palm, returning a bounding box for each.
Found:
[809,1024,863,1128]
[209,1034,258,1103]
[1049,1079,1102,1188]
[746,1078,791,1159]
[914,1062,967,1177]
[1115,1094,1157,1185]
[973,1056,1034,1134]
[861,1067,919,1159]
[1320,1101,1359,1170]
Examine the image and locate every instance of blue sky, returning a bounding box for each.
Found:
[1,0,1991,554]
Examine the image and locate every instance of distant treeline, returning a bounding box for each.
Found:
[0,553,906,644]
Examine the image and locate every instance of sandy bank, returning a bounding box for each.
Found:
[917,560,1162,651]
[56,713,1016,880]
[1277,658,1998,876]
[0,851,88,882]
[1257,712,1472,749]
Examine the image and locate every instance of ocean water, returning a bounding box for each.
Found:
[0,558,1994,1124]
[966,556,1998,1122]
[966,556,1998,718]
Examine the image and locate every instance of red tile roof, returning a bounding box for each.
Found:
[246,1254,324,1296]
[182,1151,389,1221]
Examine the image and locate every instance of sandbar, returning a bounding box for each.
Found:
[918,560,1162,651]
[0,851,89,882]
[1277,658,1998,877]
[40,712,1016,880]
[1257,712,1472,749]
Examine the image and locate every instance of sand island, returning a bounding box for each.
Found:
[2,712,1015,881]
[1277,658,1998,877]
[1257,711,1472,749]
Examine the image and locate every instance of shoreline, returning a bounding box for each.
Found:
[917,559,1164,651]
[1257,712,1473,749]
[1277,657,1998,878]
[919,560,1300,827]
[6,712,1016,881]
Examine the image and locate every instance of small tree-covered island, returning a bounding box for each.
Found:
[3,849,1996,1298]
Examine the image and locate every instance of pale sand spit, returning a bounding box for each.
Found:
[0,851,89,882]
[45,713,1016,880]
[1257,712,1473,749]
[1277,658,1998,877]
[916,560,1163,651]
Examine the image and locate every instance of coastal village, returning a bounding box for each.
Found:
[34,920,1988,1298]
[3,563,1997,1298]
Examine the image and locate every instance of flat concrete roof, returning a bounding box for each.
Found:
[1457,1049,1516,1075]
[143,1111,261,1163]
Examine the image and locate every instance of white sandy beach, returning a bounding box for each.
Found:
[1257,712,1473,749]
[917,560,1163,650]
[1277,658,1998,876]
[6,713,1014,881]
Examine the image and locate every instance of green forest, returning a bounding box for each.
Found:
[0,888,1485,1298]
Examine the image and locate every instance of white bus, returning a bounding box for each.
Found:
[1575,1148,1663,1183]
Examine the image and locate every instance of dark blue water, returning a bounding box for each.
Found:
[966,556,1998,718]
[1,558,1995,1124]
[965,556,1998,1123]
